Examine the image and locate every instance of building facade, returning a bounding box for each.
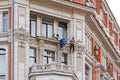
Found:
[0,0,120,80]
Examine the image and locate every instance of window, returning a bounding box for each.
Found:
[58,21,67,40]
[0,49,6,75]
[85,64,90,80]
[61,53,67,65]
[42,17,53,38]
[3,12,8,32]
[30,14,37,37]
[102,53,106,69]
[43,50,55,64]
[85,34,91,53]
[29,48,36,66]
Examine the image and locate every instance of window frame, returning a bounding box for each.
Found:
[0,48,6,76]
[85,64,90,80]
[3,12,8,32]
[58,21,67,40]
[42,17,54,38]
[29,47,37,65]
[43,50,55,64]
[61,53,67,65]
[85,33,92,53]
[30,14,37,37]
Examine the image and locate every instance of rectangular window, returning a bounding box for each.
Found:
[85,64,90,80]
[58,21,67,40]
[0,49,6,75]
[85,34,91,53]
[43,50,55,64]
[3,12,8,32]
[42,17,53,38]
[61,53,67,65]
[102,54,106,69]
[29,48,36,66]
[30,14,37,37]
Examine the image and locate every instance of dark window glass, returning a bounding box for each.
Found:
[3,12,8,32]
[30,14,37,37]
[0,49,6,75]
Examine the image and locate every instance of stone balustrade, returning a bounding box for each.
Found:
[30,64,73,73]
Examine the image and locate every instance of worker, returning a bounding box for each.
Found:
[70,37,75,52]
[59,38,67,48]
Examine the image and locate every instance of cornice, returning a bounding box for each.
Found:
[103,0,120,32]
[86,15,120,60]
[51,0,95,15]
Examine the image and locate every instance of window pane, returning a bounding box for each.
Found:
[58,27,63,40]
[58,22,67,40]
[62,53,67,65]
[0,56,6,75]
[30,48,36,57]
[42,24,47,37]
[85,65,90,80]
[43,50,55,64]
[48,24,53,38]
[3,12,8,32]
[29,48,36,66]
[43,57,47,64]
[63,28,67,40]
[0,49,6,75]
[30,14,37,37]
[30,21,36,37]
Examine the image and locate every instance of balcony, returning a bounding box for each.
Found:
[29,64,73,74]
[29,64,79,80]
[0,75,5,80]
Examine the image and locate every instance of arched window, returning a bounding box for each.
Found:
[0,48,6,75]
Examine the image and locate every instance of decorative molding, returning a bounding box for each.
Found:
[14,28,29,47]
[29,38,37,46]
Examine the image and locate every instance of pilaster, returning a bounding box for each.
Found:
[14,28,29,80]
[38,40,44,65]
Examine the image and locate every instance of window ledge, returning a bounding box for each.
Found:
[36,36,59,44]
[0,32,9,38]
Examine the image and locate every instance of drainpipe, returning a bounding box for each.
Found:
[11,0,14,80]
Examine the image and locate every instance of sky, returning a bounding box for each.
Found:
[106,0,120,27]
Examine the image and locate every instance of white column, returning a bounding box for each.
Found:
[82,53,85,80]
[37,15,40,37]
[14,41,18,80]
[0,12,2,32]
[25,43,29,80]
[14,4,18,29]
[67,20,73,41]
[26,7,30,32]
[54,19,58,37]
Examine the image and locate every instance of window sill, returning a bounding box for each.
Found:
[36,36,59,44]
[0,32,9,37]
